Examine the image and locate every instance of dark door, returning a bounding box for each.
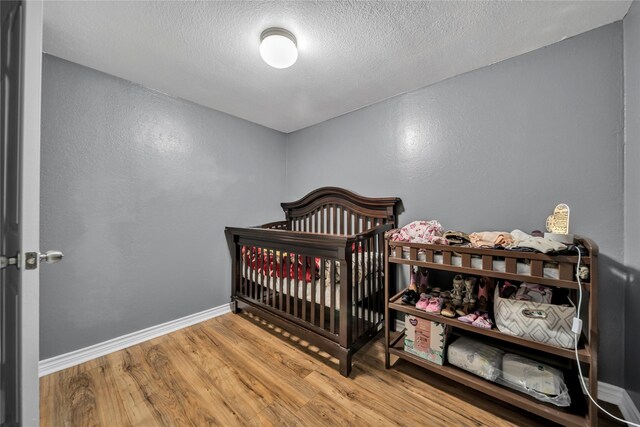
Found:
[1,1,23,425]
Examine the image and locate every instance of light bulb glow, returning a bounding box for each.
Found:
[260,28,298,69]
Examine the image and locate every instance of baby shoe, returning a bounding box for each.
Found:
[424,297,443,314]
[453,274,464,289]
[477,277,494,312]
[417,268,430,294]
[415,293,430,310]
[464,277,476,301]
[455,302,472,317]
[472,312,494,330]
[441,302,457,318]
[458,310,481,324]
[402,289,420,305]
[409,269,418,292]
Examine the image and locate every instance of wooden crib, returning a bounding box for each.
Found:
[225,187,401,376]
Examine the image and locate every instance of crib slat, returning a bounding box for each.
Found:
[356,242,361,337]
[262,248,271,305]
[367,237,372,328]
[249,247,254,300]
[248,248,252,298]
[263,248,268,303]
[311,257,316,326]
[333,205,338,234]
[264,248,269,305]
[242,248,247,297]
[271,249,276,309]
[320,207,325,233]
[361,240,366,336]
[259,249,264,303]
[302,260,308,321]
[320,258,326,330]
[347,210,352,235]
[330,260,336,334]
[285,254,291,314]
[279,251,284,310]
[377,235,382,324]
[373,237,378,325]
[294,253,299,317]
[261,247,266,303]
[314,209,319,233]
[252,247,258,300]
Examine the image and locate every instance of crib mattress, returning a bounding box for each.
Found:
[241,262,378,310]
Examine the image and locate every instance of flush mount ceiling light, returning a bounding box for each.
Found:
[259,28,298,69]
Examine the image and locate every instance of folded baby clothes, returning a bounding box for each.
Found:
[443,230,471,245]
[507,229,567,253]
[390,220,449,245]
[469,231,514,248]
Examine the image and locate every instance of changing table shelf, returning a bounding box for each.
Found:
[388,331,589,427]
[388,289,591,363]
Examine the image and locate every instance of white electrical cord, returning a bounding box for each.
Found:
[573,247,640,426]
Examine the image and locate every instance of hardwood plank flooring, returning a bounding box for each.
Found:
[40,312,624,426]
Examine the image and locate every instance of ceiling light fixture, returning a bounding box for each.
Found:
[259,28,298,69]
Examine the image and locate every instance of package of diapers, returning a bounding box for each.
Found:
[446,337,504,381]
[497,353,571,407]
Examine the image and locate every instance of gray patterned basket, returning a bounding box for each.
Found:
[494,287,576,349]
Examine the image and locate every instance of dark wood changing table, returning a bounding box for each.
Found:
[384,235,599,427]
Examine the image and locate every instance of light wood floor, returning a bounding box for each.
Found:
[40,312,623,426]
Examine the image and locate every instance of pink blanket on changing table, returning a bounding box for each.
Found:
[390,220,449,245]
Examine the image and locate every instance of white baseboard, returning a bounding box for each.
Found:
[620,388,640,424]
[38,303,232,377]
[581,380,640,423]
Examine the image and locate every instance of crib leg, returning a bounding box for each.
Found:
[338,350,352,377]
[232,299,241,314]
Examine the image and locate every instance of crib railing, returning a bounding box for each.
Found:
[225,223,391,348]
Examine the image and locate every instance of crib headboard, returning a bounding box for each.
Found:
[281,187,401,235]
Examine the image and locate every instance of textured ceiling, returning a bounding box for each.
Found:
[43,1,631,133]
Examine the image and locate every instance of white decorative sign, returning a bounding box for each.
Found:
[546,204,570,235]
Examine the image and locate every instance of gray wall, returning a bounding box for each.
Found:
[286,23,625,385]
[624,1,640,407]
[40,55,286,359]
[41,21,632,391]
